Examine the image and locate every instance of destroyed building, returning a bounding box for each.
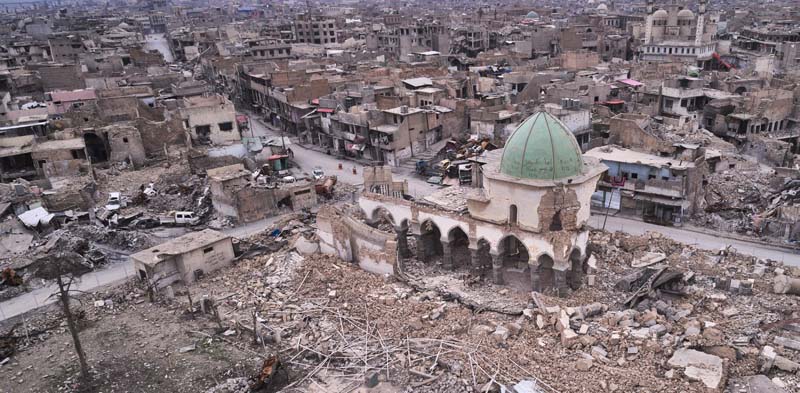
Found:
[179,95,241,146]
[131,229,234,287]
[208,163,317,223]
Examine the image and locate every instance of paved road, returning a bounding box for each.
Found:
[0,219,280,322]
[247,115,440,198]
[588,214,800,265]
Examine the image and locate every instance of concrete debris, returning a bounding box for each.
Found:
[727,375,789,393]
[773,274,800,295]
[631,252,667,268]
[290,234,319,255]
[667,349,725,390]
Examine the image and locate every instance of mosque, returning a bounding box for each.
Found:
[639,0,719,68]
[357,111,607,295]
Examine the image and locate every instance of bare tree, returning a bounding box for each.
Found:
[34,251,91,381]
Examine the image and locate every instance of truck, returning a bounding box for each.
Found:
[158,211,200,226]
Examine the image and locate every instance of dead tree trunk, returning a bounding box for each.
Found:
[56,276,90,380]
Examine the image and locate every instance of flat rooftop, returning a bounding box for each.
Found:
[130,229,230,266]
[584,146,694,170]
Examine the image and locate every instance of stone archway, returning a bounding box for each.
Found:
[497,235,531,291]
[83,132,108,163]
[472,238,492,276]
[445,226,470,270]
[537,254,556,294]
[417,219,443,263]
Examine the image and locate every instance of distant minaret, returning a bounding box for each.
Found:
[644,0,654,44]
[695,0,706,47]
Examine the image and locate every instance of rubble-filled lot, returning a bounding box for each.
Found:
[0,281,255,393]
[1,226,799,393]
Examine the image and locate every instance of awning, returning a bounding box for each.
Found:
[604,100,625,105]
[633,194,687,207]
[317,108,334,113]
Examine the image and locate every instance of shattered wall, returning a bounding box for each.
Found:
[363,166,407,197]
[608,114,673,154]
[98,97,141,122]
[28,64,85,91]
[135,117,188,158]
[104,125,146,168]
[234,185,282,222]
[742,135,794,168]
[317,205,397,275]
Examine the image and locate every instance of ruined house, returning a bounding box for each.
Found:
[585,144,707,225]
[208,163,317,223]
[131,229,235,288]
[179,95,241,146]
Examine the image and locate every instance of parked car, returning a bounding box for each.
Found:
[312,167,325,180]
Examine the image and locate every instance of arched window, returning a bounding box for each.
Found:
[509,204,518,226]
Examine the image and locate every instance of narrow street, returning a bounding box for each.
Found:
[246,113,441,198]
[0,216,282,322]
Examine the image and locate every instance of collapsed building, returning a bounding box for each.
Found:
[208,164,317,223]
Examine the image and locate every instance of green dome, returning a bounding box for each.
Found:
[500,112,584,180]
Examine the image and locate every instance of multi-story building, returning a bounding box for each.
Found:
[293,14,338,45]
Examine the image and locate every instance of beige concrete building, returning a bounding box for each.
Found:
[179,95,241,146]
[131,229,235,287]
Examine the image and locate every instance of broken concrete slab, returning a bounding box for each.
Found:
[727,375,788,393]
[631,252,666,268]
[760,345,800,373]
[773,275,800,295]
[667,348,725,390]
[773,335,800,351]
[291,235,319,255]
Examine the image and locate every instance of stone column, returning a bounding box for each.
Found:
[491,253,503,285]
[395,226,410,258]
[470,248,482,276]
[415,234,428,262]
[554,269,568,297]
[529,262,541,293]
[441,240,453,270]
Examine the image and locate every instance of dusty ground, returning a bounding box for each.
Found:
[1,228,799,393]
[0,283,254,393]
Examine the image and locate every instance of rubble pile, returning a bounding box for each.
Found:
[696,165,779,235]
[193,228,800,392]
[65,223,155,251]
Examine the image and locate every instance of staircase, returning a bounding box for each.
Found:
[398,139,453,172]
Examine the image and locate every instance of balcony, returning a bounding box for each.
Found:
[600,175,684,199]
